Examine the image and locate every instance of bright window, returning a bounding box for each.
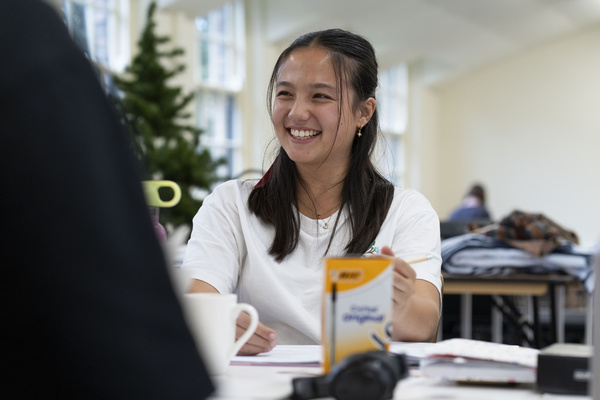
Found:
[194,1,245,179]
[377,63,408,186]
[196,90,242,178]
[62,0,129,72]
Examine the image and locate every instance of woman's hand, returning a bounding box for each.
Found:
[236,312,277,355]
[380,246,417,309]
[378,246,440,342]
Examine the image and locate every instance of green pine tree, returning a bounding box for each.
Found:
[112,1,224,229]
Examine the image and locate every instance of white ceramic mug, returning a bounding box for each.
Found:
[182,293,258,375]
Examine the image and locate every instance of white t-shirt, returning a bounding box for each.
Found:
[182,179,442,344]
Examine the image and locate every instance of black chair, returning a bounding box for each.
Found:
[440,220,493,239]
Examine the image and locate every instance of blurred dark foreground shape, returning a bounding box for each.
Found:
[0,1,213,398]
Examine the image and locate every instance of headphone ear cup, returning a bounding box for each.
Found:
[291,351,408,400]
[331,363,386,400]
[331,354,398,400]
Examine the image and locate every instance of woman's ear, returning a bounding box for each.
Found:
[358,97,376,127]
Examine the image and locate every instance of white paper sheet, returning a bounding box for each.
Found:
[231,345,321,366]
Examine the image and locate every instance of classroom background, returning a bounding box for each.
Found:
[52,0,600,247]
[51,0,600,344]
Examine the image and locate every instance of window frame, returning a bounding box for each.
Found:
[62,0,129,73]
[193,0,245,180]
[377,63,409,187]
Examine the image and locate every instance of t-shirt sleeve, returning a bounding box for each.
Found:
[391,190,442,297]
[181,181,246,294]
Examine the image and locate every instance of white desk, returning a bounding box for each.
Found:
[207,361,590,399]
[208,365,318,399]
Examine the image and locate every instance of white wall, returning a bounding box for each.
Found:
[422,24,600,246]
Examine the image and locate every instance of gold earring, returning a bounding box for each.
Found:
[357,125,362,137]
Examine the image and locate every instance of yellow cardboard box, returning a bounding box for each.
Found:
[322,256,393,372]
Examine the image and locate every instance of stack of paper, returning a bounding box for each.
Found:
[419,339,539,383]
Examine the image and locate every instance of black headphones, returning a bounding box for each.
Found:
[290,351,408,400]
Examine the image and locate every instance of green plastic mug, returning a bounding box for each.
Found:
[142,180,181,208]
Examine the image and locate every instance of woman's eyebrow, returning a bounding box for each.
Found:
[276,81,293,88]
[311,82,336,91]
[276,81,336,91]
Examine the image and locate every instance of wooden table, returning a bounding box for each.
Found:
[441,273,577,347]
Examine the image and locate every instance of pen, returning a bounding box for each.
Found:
[405,254,433,264]
[330,271,337,368]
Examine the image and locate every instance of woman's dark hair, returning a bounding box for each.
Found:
[248,28,394,262]
[468,184,486,204]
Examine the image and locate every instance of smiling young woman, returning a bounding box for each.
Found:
[271,46,371,172]
[183,29,442,355]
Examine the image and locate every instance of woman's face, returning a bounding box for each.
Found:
[272,47,362,173]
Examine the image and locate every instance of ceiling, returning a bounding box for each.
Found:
[159,0,600,81]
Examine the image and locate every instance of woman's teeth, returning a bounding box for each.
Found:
[291,129,319,139]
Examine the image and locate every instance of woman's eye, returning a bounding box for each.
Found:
[314,93,332,100]
[276,91,292,97]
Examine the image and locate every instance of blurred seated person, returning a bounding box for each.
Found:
[0,1,212,398]
[449,183,491,222]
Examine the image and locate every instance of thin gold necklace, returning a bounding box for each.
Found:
[297,198,340,229]
[321,213,335,229]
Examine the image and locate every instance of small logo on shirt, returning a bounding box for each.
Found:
[364,240,381,255]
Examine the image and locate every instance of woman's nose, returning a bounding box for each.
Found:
[288,99,310,121]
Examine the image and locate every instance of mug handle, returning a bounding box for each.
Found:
[142,180,182,208]
[228,303,259,358]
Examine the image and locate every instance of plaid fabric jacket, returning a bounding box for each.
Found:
[485,210,579,256]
